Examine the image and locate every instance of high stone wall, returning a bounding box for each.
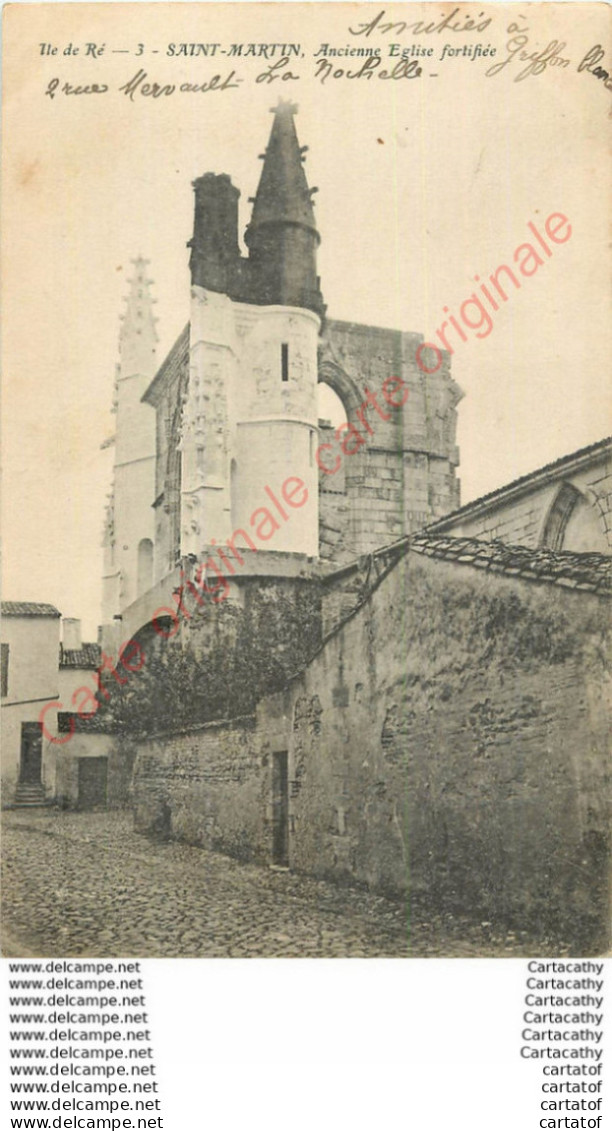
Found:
[281,551,610,952]
[132,544,610,954]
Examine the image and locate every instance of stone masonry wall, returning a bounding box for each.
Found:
[132,543,610,953]
[279,551,610,952]
[132,717,267,860]
[318,320,462,562]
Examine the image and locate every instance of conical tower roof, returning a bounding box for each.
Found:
[247,101,319,240]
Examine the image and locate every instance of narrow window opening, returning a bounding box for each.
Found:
[281,343,289,382]
[272,751,289,866]
[1,643,9,698]
[309,430,315,467]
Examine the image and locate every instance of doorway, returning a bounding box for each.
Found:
[78,757,108,809]
[19,722,42,784]
[272,751,289,866]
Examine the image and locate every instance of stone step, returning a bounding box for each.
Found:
[13,783,48,808]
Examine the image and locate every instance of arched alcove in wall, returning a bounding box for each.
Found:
[540,482,609,554]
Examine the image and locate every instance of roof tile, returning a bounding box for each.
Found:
[408,535,611,596]
[1,601,61,618]
[60,643,102,669]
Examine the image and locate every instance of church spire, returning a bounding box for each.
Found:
[245,101,324,318]
[247,101,319,237]
[118,256,158,377]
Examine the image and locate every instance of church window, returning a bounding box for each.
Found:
[281,343,289,381]
[541,482,608,553]
[540,483,580,550]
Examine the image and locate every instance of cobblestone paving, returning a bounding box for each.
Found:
[2,810,540,958]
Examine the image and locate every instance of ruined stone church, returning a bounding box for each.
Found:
[101,101,462,629]
[95,103,610,955]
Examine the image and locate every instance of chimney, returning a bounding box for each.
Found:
[62,618,82,652]
[188,173,241,292]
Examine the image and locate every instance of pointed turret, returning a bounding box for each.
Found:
[248,101,318,234]
[245,101,324,317]
[119,256,159,377]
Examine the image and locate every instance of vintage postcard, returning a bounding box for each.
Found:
[1,2,610,959]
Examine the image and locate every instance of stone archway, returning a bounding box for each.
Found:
[540,482,609,553]
[318,358,364,422]
[317,359,368,562]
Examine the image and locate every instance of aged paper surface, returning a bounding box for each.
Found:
[1,3,610,961]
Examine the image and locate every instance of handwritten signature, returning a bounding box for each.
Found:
[577,44,612,92]
[485,23,570,81]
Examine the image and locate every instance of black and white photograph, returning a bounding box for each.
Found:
[1,2,610,962]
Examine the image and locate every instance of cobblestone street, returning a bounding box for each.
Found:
[2,809,539,958]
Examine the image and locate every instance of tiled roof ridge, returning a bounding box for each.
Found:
[1,601,62,618]
[59,642,102,669]
[409,534,611,596]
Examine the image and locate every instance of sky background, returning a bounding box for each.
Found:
[2,2,610,638]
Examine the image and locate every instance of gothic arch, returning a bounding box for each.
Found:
[540,482,609,553]
[318,359,363,421]
[317,358,368,556]
[540,483,580,550]
[317,360,367,482]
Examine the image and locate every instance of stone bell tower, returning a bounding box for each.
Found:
[181,102,324,559]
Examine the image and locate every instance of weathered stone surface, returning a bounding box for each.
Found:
[317,319,462,564]
[131,541,611,954]
[282,551,610,953]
